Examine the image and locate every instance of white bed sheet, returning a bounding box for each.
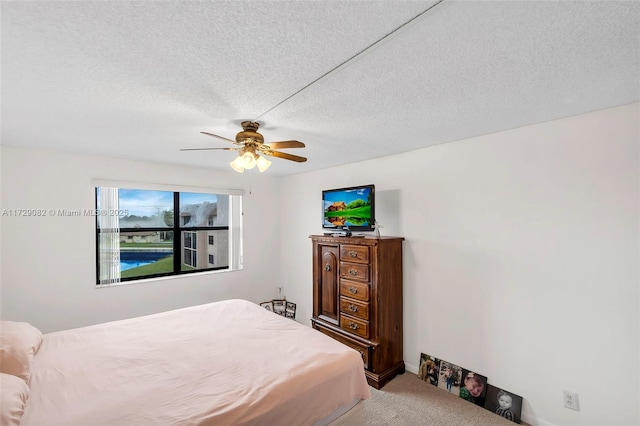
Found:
[21,299,370,425]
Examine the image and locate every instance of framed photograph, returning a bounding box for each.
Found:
[259,301,274,312]
[417,353,440,387]
[272,299,286,316]
[484,384,523,424]
[437,360,463,395]
[459,369,488,408]
[285,301,296,319]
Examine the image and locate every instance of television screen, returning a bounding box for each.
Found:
[322,184,375,231]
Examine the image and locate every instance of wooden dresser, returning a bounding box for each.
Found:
[310,235,404,389]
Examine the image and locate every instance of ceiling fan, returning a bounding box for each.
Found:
[181,121,307,173]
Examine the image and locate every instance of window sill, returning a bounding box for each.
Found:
[95,267,243,289]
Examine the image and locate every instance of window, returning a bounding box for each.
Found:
[184,231,197,268]
[95,186,242,285]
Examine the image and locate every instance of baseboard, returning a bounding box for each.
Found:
[520,414,556,426]
[404,361,419,375]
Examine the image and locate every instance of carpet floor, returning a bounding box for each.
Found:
[363,373,523,426]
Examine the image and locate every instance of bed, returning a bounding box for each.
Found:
[0,299,371,425]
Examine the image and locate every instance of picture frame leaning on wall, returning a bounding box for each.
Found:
[285,301,296,319]
[272,299,286,316]
[259,301,274,312]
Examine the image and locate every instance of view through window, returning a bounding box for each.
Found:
[96,187,242,285]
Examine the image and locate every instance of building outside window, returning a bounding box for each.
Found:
[184,231,197,268]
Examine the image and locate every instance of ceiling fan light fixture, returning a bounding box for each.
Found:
[256,155,272,172]
[241,152,257,169]
[230,156,245,173]
[191,121,307,173]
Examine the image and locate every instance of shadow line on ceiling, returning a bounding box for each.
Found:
[252,0,447,122]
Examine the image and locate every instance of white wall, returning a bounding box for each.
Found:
[0,147,283,332]
[278,103,639,426]
[1,103,637,425]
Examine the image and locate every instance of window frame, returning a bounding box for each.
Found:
[95,185,242,286]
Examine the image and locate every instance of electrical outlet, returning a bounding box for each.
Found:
[563,391,580,411]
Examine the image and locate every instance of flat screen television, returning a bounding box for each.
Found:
[322,184,375,232]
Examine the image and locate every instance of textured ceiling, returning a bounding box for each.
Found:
[2,0,639,176]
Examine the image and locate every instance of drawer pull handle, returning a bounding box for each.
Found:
[349,269,358,276]
[348,304,359,312]
[348,286,358,294]
[348,322,359,330]
[348,251,358,258]
[324,264,331,271]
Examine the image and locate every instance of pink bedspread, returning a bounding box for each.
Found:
[21,299,370,425]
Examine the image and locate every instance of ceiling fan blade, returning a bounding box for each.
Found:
[264,140,305,149]
[180,147,237,151]
[200,132,237,144]
[262,150,307,163]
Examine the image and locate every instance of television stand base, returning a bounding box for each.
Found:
[324,231,353,237]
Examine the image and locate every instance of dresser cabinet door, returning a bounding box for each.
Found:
[318,245,339,324]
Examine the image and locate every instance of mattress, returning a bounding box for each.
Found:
[21,299,370,425]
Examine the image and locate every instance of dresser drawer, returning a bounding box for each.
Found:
[314,323,369,368]
[340,262,369,282]
[340,296,370,320]
[340,314,370,339]
[340,245,370,264]
[340,279,369,301]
